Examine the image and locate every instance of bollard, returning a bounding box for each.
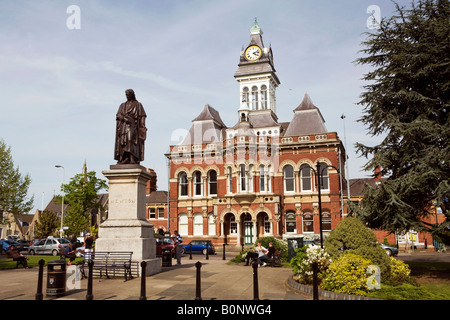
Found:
[86,260,94,300]
[312,261,319,300]
[35,259,45,300]
[189,244,193,260]
[252,261,259,300]
[222,244,226,260]
[206,245,209,260]
[195,261,202,300]
[140,261,147,300]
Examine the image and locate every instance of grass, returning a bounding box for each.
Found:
[365,261,450,300]
[0,255,84,270]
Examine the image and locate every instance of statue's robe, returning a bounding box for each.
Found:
[114,99,147,164]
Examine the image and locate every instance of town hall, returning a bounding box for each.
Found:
[165,20,348,246]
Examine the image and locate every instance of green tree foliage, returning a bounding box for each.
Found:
[0,139,34,221]
[56,170,108,237]
[354,0,450,239]
[34,210,59,238]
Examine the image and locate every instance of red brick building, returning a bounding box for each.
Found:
[165,21,348,245]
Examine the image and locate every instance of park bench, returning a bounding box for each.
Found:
[265,250,282,267]
[0,252,27,268]
[78,251,134,281]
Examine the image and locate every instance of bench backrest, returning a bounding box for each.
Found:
[86,251,133,265]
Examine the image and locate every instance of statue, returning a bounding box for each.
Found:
[114,89,147,164]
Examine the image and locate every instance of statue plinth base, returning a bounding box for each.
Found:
[96,164,161,276]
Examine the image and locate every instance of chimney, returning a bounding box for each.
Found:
[374,166,381,184]
[146,168,157,195]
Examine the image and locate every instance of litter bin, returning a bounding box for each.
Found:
[162,249,172,267]
[46,260,67,297]
[287,237,304,261]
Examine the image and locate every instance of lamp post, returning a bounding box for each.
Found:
[55,165,65,237]
[312,161,340,248]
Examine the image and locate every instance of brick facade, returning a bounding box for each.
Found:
[164,21,348,246]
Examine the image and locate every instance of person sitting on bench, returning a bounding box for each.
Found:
[7,245,29,269]
[259,242,276,266]
[63,242,77,265]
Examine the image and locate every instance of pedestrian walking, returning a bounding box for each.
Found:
[174,230,183,265]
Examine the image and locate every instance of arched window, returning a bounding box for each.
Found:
[303,212,314,233]
[318,162,329,190]
[228,167,233,193]
[259,165,266,192]
[230,216,237,234]
[178,213,188,235]
[285,211,296,233]
[208,170,217,195]
[267,165,271,192]
[300,164,312,192]
[322,212,331,231]
[260,85,267,109]
[283,165,295,192]
[240,164,246,192]
[193,171,202,196]
[208,213,216,235]
[178,172,188,197]
[193,213,203,235]
[251,86,258,110]
[248,164,253,192]
[242,87,249,105]
[264,215,271,234]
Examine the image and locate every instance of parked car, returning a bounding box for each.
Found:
[182,240,215,255]
[18,239,32,250]
[28,237,70,256]
[303,240,320,248]
[1,239,27,253]
[381,243,398,256]
[155,237,175,257]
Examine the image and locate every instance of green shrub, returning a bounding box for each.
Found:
[322,253,373,296]
[385,257,415,286]
[324,217,391,281]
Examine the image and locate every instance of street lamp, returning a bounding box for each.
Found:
[311,161,340,248]
[55,165,65,237]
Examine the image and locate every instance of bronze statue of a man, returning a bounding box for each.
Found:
[114,89,147,164]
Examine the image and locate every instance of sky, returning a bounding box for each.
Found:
[0,0,404,214]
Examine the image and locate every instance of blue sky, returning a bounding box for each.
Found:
[0,0,403,214]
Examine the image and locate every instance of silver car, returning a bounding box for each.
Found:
[381,243,399,256]
[28,237,70,256]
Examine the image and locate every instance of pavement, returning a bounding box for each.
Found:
[0,251,310,301]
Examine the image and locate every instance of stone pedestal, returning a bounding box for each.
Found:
[96,164,161,276]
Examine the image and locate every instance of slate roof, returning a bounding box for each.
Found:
[284,93,327,136]
[146,190,168,204]
[231,110,279,130]
[181,104,227,145]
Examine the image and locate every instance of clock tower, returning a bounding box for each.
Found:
[234,19,280,115]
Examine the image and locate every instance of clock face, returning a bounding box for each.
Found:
[245,45,262,61]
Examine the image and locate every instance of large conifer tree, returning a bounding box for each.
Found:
[355,0,449,240]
